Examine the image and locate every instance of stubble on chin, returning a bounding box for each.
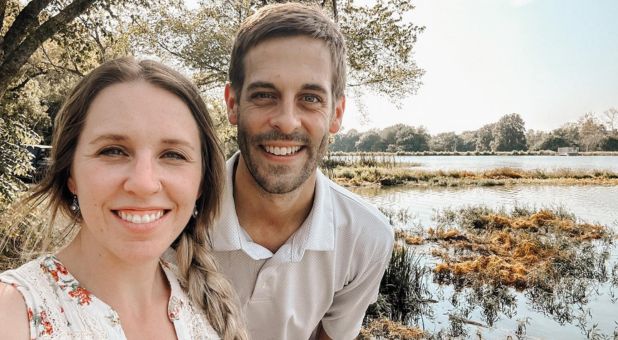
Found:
[236,128,329,195]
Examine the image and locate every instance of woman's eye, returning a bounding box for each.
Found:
[99,147,126,157]
[162,151,187,161]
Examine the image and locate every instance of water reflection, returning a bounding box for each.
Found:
[352,185,618,231]
[370,199,618,339]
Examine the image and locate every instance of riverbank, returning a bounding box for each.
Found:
[329,150,618,157]
[326,166,618,187]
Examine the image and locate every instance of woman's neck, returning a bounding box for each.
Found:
[55,232,170,314]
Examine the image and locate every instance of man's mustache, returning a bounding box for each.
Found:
[250,130,312,145]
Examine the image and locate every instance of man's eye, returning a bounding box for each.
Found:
[302,95,322,103]
[98,147,127,157]
[251,92,276,100]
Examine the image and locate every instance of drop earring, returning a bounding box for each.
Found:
[192,205,198,218]
[70,195,80,213]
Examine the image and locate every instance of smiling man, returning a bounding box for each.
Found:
[211,3,394,339]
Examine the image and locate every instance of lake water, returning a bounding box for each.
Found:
[346,158,618,339]
[352,185,618,230]
[341,155,618,172]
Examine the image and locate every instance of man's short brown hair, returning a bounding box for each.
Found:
[228,3,347,99]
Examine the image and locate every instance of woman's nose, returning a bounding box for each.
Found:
[123,155,162,196]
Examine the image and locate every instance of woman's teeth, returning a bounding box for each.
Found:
[264,145,301,156]
[117,211,164,224]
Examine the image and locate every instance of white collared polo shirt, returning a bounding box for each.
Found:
[210,153,394,340]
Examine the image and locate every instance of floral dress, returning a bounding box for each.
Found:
[0,254,220,340]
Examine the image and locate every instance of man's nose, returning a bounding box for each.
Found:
[123,154,161,196]
[269,98,301,134]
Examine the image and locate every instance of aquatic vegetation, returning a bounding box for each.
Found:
[366,245,434,326]
[369,204,617,338]
[431,206,613,289]
[359,318,425,340]
[326,163,618,187]
[395,230,424,245]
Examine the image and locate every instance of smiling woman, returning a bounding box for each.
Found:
[0,58,247,340]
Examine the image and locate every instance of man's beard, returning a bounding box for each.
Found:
[237,124,329,194]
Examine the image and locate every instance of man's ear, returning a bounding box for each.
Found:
[329,95,345,133]
[224,83,239,126]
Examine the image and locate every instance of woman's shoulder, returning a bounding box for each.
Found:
[0,255,75,339]
[0,256,55,340]
[0,256,53,295]
[0,281,30,339]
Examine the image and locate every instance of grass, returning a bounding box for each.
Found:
[366,245,434,326]
[382,205,617,337]
[328,150,618,157]
[327,166,618,187]
[428,206,614,290]
[359,318,425,340]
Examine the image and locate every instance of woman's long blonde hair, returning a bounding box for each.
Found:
[10,57,246,339]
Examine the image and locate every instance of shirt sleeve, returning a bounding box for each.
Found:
[319,236,394,339]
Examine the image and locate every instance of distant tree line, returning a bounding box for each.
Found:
[332,109,618,153]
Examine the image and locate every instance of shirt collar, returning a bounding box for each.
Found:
[210,151,335,261]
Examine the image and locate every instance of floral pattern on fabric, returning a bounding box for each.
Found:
[40,256,93,306]
[0,253,220,339]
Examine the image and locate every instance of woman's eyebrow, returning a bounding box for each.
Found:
[161,138,197,151]
[89,134,128,145]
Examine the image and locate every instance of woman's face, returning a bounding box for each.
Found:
[68,80,203,263]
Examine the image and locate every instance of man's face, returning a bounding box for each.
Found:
[225,36,344,194]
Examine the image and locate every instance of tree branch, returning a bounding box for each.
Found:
[1,0,53,57]
[0,0,97,99]
[41,43,84,77]
[8,69,47,93]
[0,0,8,34]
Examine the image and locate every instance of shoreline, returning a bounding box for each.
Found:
[326,166,618,187]
[328,151,618,157]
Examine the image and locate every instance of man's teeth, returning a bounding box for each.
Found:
[118,211,164,224]
[264,145,301,156]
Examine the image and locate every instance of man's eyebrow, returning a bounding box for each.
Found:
[301,83,328,95]
[246,82,328,95]
[246,81,277,92]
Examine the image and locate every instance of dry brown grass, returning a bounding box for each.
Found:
[430,208,613,290]
[328,165,618,187]
[359,318,425,340]
[394,229,424,245]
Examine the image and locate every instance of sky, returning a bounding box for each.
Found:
[185,0,618,135]
[342,0,618,134]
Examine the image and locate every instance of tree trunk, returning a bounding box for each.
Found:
[0,0,97,99]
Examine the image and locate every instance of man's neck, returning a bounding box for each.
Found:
[233,156,316,253]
